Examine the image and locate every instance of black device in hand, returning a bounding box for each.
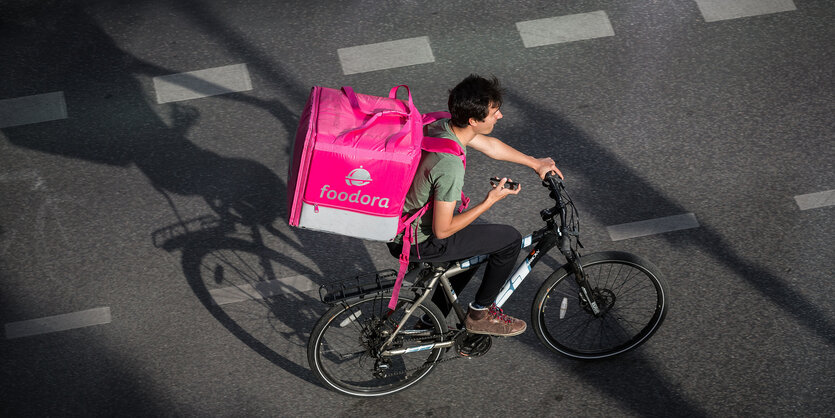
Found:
[490,177,519,190]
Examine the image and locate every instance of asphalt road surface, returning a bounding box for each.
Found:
[1,0,833,416]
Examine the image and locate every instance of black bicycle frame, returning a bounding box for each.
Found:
[377,175,605,352]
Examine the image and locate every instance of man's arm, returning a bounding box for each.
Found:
[432,178,520,239]
[469,134,563,179]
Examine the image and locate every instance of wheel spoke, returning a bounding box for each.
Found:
[308,292,447,396]
[533,252,668,359]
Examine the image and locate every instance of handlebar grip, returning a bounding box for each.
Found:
[542,171,563,187]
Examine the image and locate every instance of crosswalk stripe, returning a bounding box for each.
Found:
[0,92,67,128]
[695,0,796,22]
[607,213,700,241]
[516,11,615,48]
[337,36,435,75]
[794,190,835,211]
[152,63,253,104]
[4,307,111,339]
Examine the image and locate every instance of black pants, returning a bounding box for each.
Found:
[389,223,522,317]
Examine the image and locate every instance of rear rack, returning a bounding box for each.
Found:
[319,269,398,304]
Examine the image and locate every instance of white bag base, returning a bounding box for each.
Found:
[297,203,399,242]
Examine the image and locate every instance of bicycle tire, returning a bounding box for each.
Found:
[307,290,447,397]
[531,251,669,360]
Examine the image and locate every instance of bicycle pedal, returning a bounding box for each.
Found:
[454,331,492,357]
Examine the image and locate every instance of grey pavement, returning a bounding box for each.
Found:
[1,0,833,416]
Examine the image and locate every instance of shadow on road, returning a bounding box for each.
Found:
[4,1,830,415]
[0,1,376,408]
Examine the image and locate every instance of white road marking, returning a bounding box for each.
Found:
[794,190,835,211]
[0,169,45,189]
[607,213,700,241]
[340,311,362,328]
[516,11,615,48]
[337,36,435,75]
[695,0,796,22]
[153,63,253,104]
[5,307,111,339]
[0,92,67,128]
[210,274,317,305]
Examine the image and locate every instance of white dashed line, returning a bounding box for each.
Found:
[516,11,615,48]
[337,36,435,75]
[152,63,253,104]
[607,213,700,241]
[4,307,111,339]
[695,0,796,22]
[0,92,67,128]
[794,190,835,211]
[210,275,317,305]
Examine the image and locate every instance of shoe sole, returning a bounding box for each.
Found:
[465,326,526,337]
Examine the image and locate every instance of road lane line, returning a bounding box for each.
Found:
[4,307,111,339]
[695,0,796,22]
[516,11,615,48]
[210,275,317,305]
[607,213,700,241]
[338,36,435,75]
[794,190,835,211]
[153,63,253,104]
[0,92,67,128]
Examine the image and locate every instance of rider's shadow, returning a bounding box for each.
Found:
[3,3,375,387]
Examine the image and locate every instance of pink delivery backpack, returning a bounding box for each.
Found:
[288,85,466,309]
[288,85,463,241]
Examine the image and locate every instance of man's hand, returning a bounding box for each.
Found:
[432,178,520,239]
[486,177,521,203]
[534,157,563,180]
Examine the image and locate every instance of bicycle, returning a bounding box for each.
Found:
[307,173,669,397]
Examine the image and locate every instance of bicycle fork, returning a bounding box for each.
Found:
[570,260,603,316]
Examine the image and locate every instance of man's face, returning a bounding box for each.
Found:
[471,104,503,135]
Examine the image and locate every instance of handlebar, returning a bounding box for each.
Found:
[540,171,582,254]
[542,171,563,189]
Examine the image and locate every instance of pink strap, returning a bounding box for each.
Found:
[422,137,465,167]
[337,86,418,148]
[388,204,430,310]
[422,111,451,125]
[389,85,416,111]
[387,130,469,310]
[341,86,363,114]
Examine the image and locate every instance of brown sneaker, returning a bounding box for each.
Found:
[464,303,526,337]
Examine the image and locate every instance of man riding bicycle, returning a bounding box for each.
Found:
[388,74,563,337]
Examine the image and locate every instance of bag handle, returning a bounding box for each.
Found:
[389,85,417,112]
[336,86,420,148]
[336,86,406,145]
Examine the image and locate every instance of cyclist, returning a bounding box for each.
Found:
[388,74,562,336]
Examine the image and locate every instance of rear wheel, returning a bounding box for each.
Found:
[531,251,668,360]
[307,291,447,396]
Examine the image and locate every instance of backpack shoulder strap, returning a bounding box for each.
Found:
[421,136,465,168]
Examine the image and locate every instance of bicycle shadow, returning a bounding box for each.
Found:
[1,1,375,393]
[494,89,834,416]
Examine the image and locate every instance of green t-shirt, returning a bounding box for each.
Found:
[402,119,467,243]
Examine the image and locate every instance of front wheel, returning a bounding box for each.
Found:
[531,251,669,360]
[307,291,447,397]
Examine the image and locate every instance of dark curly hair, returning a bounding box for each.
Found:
[448,74,503,128]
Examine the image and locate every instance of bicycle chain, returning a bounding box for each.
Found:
[377,348,464,379]
[375,331,481,378]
